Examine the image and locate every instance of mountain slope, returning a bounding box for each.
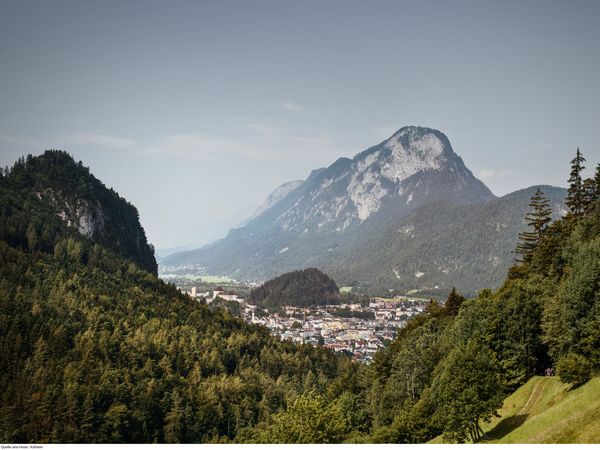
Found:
[473,376,600,443]
[0,151,365,443]
[163,127,497,288]
[244,179,304,224]
[324,185,567,295]
[162,127,566,296]
[1,150,157,274]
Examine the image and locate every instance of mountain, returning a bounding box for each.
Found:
[249,267,340,308]
[322,185,567,295]
[244,179,304,224]
[162,127,565,296]
[0,150,158,274]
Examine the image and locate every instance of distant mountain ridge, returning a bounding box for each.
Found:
[162,127,566,296]
[241,179,304,226]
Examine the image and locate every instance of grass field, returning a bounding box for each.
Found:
[429,376,600,443]
[481,376,600,443]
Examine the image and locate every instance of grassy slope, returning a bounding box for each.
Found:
[429,376,600,443]
[481,376,600,443]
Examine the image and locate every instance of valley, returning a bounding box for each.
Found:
[171,278,429,363]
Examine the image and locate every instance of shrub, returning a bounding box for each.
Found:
[557,353,593,386]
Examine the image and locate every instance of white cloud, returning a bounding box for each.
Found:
[142,133,266,162]
[477,168,513,180]
[282,101,304,112]
[60,133,136,149]
[141,121,343,165]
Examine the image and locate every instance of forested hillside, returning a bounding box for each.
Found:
[1,150,157,274]
[367,153,600,443]
[0,152,368,443]
[249,268,340,308]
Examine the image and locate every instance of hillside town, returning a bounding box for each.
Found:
[183,286,429,363]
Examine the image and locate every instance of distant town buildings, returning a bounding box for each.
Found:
[186,286,247,304]
[180,283,429,363]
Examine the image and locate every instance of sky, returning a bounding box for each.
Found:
[1,0,599,249]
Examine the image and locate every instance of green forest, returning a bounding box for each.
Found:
[249,267,341,308]
[1,150,599,443]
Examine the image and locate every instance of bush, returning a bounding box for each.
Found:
[557,353,593,386]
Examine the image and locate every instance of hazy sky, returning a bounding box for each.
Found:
[1,0,599,249]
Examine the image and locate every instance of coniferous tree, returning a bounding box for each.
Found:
[582,177,596,214]
[515,188,552,263]
[444,287,465,316]
[586,163,600,211]
[565,148,586,216]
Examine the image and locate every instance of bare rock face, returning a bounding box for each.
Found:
[44,189,105,239]
[267,126,494,234]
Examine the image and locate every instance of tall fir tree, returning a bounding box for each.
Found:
[582,177,597,214]
[515,188,552,263]
[565,148,586,216]
[444,287,465,316]
[592,163,600,205]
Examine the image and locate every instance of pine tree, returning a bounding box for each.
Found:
[582,177,596,214]
[444,287,465,316]
[515,188,552,263]
[566,148,586,216]
[591,163,600,206]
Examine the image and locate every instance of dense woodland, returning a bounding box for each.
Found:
[0,152,367,443]
[249,268,341,308]
[1,150,599,443]
[368,151,600,442]
[1,151,157,274]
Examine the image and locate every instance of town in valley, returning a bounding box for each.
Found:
[167,276,429,363]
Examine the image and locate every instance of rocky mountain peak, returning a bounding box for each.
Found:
[234,126,494,237]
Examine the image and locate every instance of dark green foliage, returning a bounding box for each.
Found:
[514,188,552,263]
[542,232,600,365]
[0,239,367,443]
[557,354,592,387]
[431,341,504,442]
[0,154,368,443]
[246,391,347,443]
[566,148,586,216]
[1,150,157,274]
[444,287,465,316]
[582,163,600,214]
[249,268,340,308]
[368,175,600,442]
